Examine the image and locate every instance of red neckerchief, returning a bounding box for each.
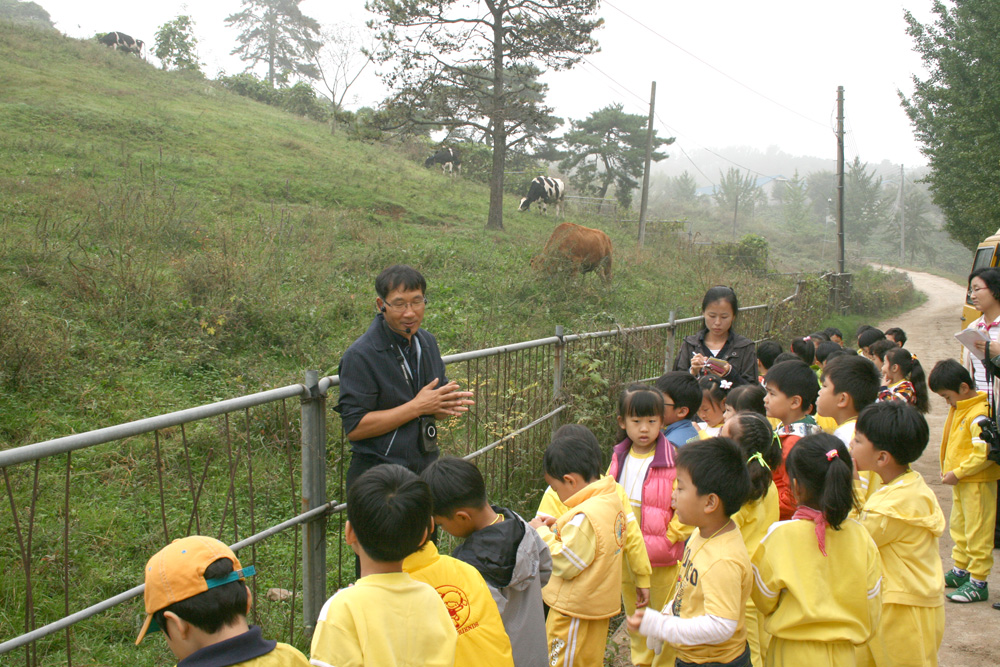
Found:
[978,320,1000,332]
[792,505,828,556]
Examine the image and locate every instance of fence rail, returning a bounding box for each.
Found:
[0,294,800,664]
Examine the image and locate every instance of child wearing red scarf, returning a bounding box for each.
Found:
[750,434,883,666]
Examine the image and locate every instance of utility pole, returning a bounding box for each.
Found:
[899,164,905,265]
[638,81,656,248]
[836,86,845,275]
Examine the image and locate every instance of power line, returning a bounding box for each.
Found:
[603,1,830,130]
[579,57,769,181]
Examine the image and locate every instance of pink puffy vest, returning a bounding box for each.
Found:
[608,433,684,567]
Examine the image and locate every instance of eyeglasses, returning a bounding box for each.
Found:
[384,297,428,311]
[969,286,989,297]
[663,403,676,409]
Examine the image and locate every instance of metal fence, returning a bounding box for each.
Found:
[0,296,797,665]
[563,195,618,221]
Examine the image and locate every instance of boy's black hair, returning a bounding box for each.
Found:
[855,323,876,338]
[857,328,886,351]
[791,337,816,365]
[772,351,800,365]
[726,384,766,416]
[756,340,782,370]
[815,340,843,364]
[765,360,819,413]
[808,331,831,343]
[824,326,844,340]
[786,433,858,529]
[420,457,488,518]
[824,348,849,363]
[676,437,750,516]
[727,412,783,502]
[544,424,602,481]
[153,558,247,639]
[821,355,881,412]
[856,402,929,466]
[884,347,929,413]
[928,358,976,393]
[868,339,897,364]
[884,327,907,346]
[375,264,426,299]
[347,464,433,563]
[655,371,702,418]
[616,383,665,441]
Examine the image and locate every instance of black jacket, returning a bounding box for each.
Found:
[335,315,448,470]
[673,329,758,387]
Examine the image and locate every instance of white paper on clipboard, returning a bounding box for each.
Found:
[955,327,992,360]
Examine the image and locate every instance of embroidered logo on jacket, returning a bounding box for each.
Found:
[436,584,476,634]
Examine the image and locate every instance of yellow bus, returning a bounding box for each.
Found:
[964,228,1000,327]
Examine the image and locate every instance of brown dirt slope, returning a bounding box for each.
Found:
[874,266,1000,667]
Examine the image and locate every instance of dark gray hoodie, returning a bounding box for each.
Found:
[452,506,552,667]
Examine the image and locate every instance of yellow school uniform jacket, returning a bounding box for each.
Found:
[311,571,457,667]
[403,542,514,667]
[816,415,839,434]
[752,518,882,644]
[940,392,1000,483]
[536,475,653,588]
[860,470,945,606]
[536,475,627,619]
[734,482,780,559]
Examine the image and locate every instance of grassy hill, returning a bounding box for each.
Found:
[0,21,813,446]
[0,21,927,666]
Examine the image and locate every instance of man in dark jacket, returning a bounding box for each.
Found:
[336,265,474,488]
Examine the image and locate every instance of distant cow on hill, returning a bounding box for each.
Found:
[424,147,461,176]
[98,32,144,56]
[531,222,612,282]
[519,176,565,216]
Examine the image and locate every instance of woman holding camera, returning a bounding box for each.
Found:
[673,285,758,387]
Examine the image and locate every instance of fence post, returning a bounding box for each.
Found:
[300,370,327,631]
[665,310,676,372]
[552,325,565,428]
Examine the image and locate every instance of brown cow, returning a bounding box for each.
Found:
[531,222,612,282]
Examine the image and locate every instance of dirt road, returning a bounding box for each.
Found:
[874,266,1000,667]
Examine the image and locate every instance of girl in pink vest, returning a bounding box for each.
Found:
[609,383,689,667]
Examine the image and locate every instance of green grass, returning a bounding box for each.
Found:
[0,21,928,666]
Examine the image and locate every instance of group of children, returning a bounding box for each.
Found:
[131,322,999,667]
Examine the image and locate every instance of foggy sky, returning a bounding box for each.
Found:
[36,0,936,167]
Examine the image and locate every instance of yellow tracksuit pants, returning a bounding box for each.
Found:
[765,638,854,667]
[545,609,609,667]
[622,565,678,667]
[745,598,770,667]
[856,603,944,667]
[950,481,998,579]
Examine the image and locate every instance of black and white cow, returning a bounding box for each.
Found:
[424,147,461,176]
[519,176,565,217]
[99,32,144,56]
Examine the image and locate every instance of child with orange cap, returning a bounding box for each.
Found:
[136,534,309,666]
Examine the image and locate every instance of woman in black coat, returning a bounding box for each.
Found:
[673,285,758,386]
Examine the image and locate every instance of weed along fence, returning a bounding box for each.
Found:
[0,294,797,665]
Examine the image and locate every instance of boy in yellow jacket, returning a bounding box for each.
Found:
[929,359,1000,603]
[852,401,946,666]
[530,425,627,667]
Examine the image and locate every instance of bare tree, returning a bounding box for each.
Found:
[309,23,373,129]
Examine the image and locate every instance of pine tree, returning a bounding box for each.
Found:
[226,0,320,87]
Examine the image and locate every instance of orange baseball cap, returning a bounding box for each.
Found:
[135,535,255,645]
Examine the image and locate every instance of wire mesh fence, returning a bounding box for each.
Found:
[0,295,798,665]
